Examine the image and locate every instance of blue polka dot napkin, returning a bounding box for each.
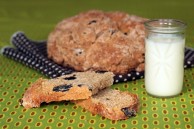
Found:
[1,32,194,84]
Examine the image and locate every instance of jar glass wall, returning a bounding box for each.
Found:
[144,19,186,97]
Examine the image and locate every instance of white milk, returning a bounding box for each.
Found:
[145,35,185,97]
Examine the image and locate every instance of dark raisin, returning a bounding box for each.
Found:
[142,53,145,57]
[95,71,107,74]
[77,84,83,87]
[124,32,128,35]
[110,30,116,35]
[64,76,76,80]
[78,51,82,55]
[88,85,93,91]
[74,49,83,56]
[75,50,83,56]
[78,84,92,91]
[53,84,73,92]
[106,98,110,100]
[88,20,97,25]
[121,108,136,117]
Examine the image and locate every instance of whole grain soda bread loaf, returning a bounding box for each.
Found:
[47,10,147,74]
[73,88,140,120]
[20,71,114,108]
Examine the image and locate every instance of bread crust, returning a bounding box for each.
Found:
[47,10,148,74]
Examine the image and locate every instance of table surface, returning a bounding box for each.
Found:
[0,0,194,129]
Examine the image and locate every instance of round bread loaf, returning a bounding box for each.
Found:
[47,10,148,74]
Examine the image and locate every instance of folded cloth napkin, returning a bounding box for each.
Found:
[1,32,194,83]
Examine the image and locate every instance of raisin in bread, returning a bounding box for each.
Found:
[73,88,139,120]
[47,10,148,74]
[20,71,114,108]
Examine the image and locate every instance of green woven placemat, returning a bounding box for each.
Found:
[0,0,194,129]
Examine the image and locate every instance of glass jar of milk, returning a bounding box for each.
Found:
[144,19,186,97]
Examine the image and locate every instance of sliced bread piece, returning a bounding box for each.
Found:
[20,71,114,108]
[73,88,139,120]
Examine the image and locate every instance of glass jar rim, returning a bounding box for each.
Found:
[144,19,187,33]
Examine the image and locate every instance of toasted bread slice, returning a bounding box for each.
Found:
[73,88,139,120]
[20,71,114,108]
